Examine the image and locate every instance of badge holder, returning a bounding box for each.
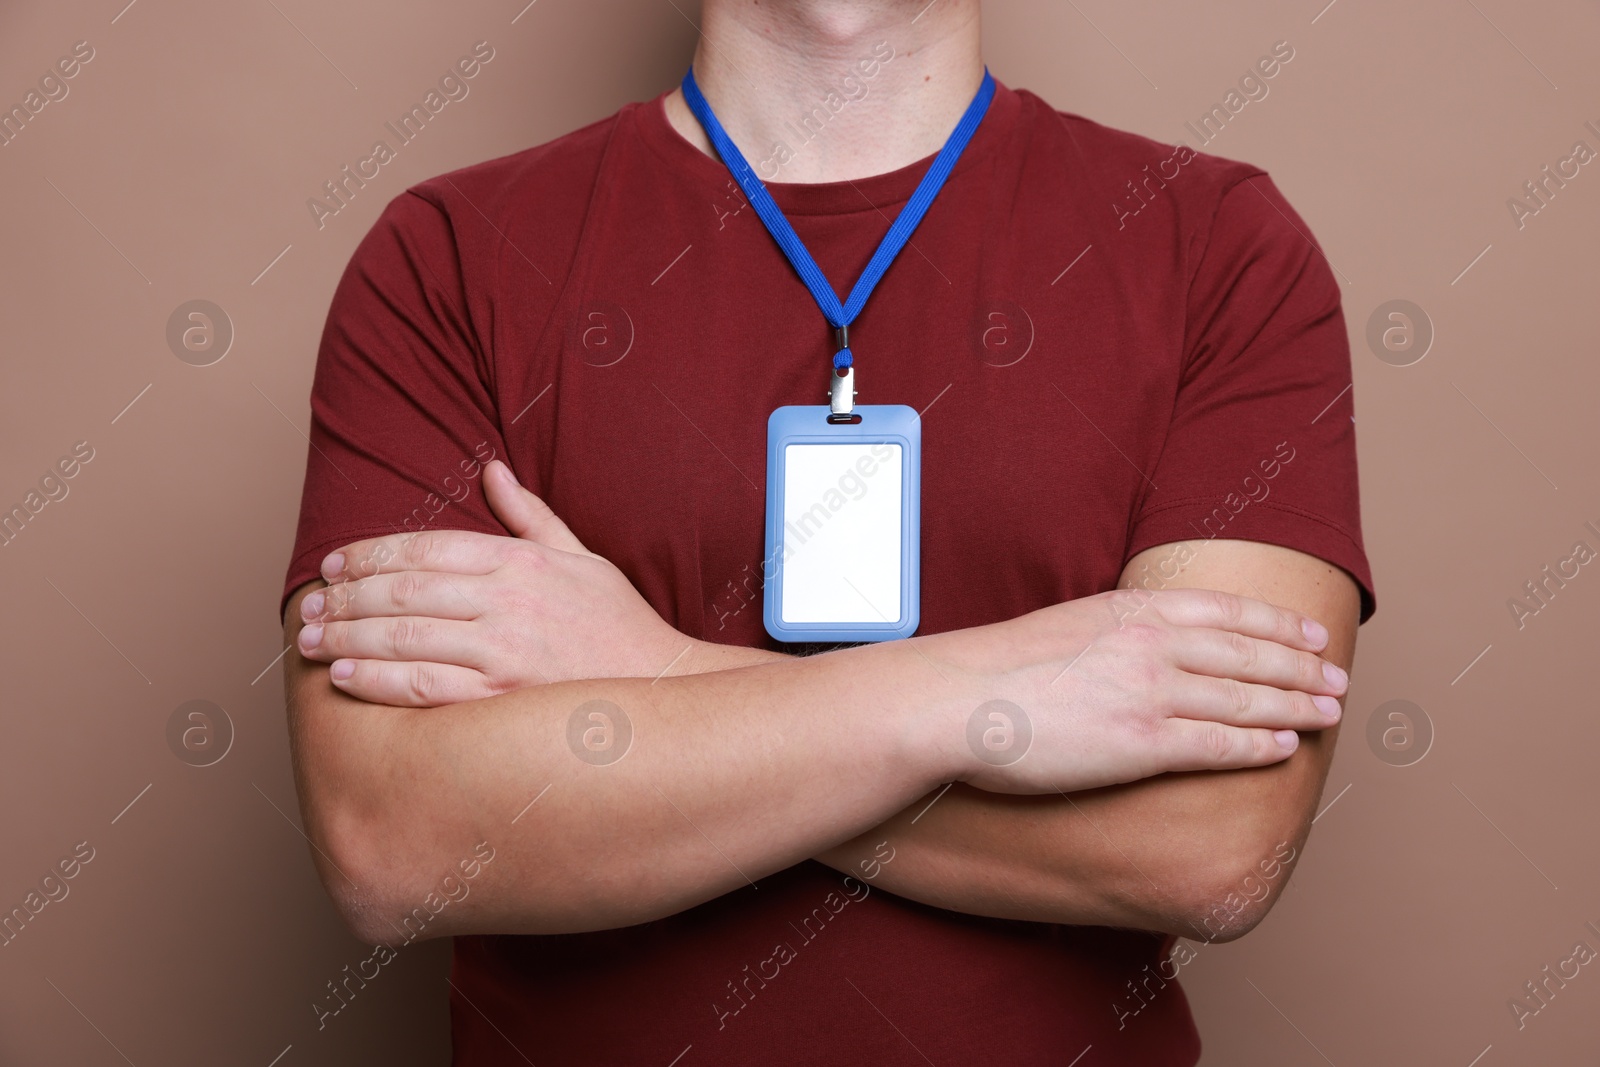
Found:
[763,329,921,643]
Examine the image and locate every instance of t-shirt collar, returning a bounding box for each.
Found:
[634,76,1023,217]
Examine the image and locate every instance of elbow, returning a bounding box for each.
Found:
[306,794,418,946]
[327,848,409,949]
[287,698,450,943]
[1175,888,1271,944]
[308,784,499,946]
[293,752,446,946]
[1170,837,1301,944]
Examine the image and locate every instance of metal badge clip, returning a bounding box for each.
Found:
[828,325,857,419]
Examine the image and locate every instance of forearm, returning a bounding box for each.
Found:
[682,637,1324,937]
[286,587,960,942]
[814,730,1333,939]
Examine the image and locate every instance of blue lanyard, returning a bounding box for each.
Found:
[681,67,996,379]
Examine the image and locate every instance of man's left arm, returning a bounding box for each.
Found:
[812,537,1359,941]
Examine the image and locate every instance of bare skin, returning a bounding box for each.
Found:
[660,0,987,184]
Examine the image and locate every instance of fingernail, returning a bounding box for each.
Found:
[301,591,325,621]
[495,461,518,487]
[1322,661,1348,692]
[320,553,345,582]
[298,623,322,652]
[1300,617,1329,647]
[330,660,354,681]
[1312,694,1342,719]
[1273,729,1300,752]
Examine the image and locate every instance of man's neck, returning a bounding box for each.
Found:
[663,0,984,184]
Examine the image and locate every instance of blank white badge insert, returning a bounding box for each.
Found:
[779,442,903,625]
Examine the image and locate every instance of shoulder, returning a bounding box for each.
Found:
[1008,87,1285,243]
[325,105,642,359]
[1020,89,1265,198]
[410,108,622,216]
[359,105,632,260]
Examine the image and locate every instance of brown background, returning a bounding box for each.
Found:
[2,0,1596,1063]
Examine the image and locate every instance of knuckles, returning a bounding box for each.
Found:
[1220,676,1253,718]
[506,541,548,574]
[1105,622,1168,690]
[1298,652,1328,689]
[1206,589,1245,630]
[346,543,398,582]
[386,617,429,659]
[405,663,438,707]
[1199,721,1237,764]
[319,586,350,620]
[315,621,346,654]
[1125,707,1166,743]
[1289,690,1319,720]
[1228,631,1259,675]
[389,571,425,612]
[404,532,445,570]
[1115,620,1166,648]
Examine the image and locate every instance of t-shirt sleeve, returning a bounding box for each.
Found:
[1126,172,1377,622]
[279,190,510,622]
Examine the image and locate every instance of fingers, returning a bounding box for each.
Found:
[321,529,527,585]
[1157,718,1303,772]
[325,657,495,708]
[298,615,492,671]
[1168,627,1347,697]
[302,571,485,624]
[1145,588,1330,652]
[483,460,592,556]
[1169,672,1342,731]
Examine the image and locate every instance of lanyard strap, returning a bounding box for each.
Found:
[680,66,996,372]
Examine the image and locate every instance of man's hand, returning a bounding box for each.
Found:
[295,460,687,705]
[918,584,1345,793]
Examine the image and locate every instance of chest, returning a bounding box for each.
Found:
[497,176,1184,641]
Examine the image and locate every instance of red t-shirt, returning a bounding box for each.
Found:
[283,79,1375,1066]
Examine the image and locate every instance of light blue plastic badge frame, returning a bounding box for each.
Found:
[763,404,921,643]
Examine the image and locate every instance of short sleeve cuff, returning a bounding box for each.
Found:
[1126,499,1377,623]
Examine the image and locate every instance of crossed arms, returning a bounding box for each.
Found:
[282,460,1358,946]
